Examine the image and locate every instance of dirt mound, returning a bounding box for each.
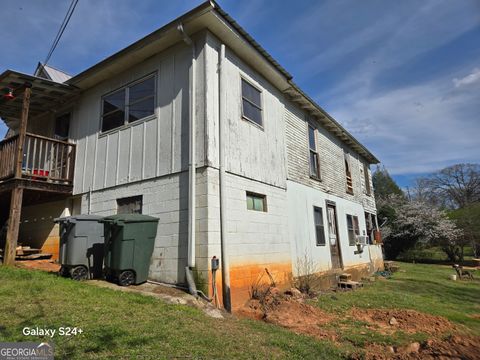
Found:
[363,335,480,360]
[351,308,455,335]
[240,288,337,341]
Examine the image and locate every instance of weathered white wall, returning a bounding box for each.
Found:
[287,180,382,276]
[204,33,287,189]
[285,101,376,214]
[79,169,210,284]
[71,39,206,195]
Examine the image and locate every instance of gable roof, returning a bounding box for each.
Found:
[35,63,72,83]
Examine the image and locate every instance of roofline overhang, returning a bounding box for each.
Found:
[65,0,378,164]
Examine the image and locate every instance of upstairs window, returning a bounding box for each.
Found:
[313,207,326,246]
[309,125,321,179]
[345,153,353,194]
[363,163,372,195]
[246,192,267,212]
[101,75,156,132]
[241,78,263,127]
[346,214,360,246]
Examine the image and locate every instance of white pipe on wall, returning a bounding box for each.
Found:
[178,23,197,270]
[218,43,231,312]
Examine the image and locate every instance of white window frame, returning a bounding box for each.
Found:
[100,73,157,135]
[240,76,264,129]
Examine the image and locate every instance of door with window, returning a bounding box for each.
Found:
[327,203,343,269]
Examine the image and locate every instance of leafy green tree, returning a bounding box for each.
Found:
[372,165,404,199]
[449,202,480,258]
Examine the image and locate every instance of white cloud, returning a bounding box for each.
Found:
[330,71,480,175]
[453,68,480,88]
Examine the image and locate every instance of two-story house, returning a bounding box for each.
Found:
[0,1,383,311]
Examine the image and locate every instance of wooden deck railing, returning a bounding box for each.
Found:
[0,135,18,180]
[0,133,75,185]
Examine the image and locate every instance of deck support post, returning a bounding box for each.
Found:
[3,187,24,265]
[3,83,31,266]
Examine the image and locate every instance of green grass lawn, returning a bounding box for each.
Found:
[315,262,480,347]
[0,263,478,359]
[0,266,343,360]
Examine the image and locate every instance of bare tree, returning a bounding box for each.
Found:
[421,164,480,209]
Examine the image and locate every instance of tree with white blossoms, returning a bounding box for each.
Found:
[378,195,463,261]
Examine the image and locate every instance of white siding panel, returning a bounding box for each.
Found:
[94,135,107,190]
[105,132,118,188]
[144,118,157,179]
[158,56,174,176]
[117,128,130,185]
[129,123,144,182]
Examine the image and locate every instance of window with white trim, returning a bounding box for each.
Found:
[241,78,263,126]
[101,75,156,132]
[346,214,360,246]
[314,206,326,246]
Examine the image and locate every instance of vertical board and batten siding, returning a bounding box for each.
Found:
[284,100,376,213]
[70,42,206,195]
[204,33,287,189]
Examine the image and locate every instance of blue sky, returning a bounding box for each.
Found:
[1,0,479,187]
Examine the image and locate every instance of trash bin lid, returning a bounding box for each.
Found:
[54,214,103,223]
[101,214,159,224]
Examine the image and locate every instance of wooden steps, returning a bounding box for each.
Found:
[0,246,52,261]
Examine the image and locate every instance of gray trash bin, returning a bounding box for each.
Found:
[54,215,104,280]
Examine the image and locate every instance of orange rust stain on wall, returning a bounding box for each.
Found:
[41,236,59,260]
[229,262,293,310]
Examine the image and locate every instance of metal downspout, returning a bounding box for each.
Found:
[178,23,197,296]
[218,43,231,312]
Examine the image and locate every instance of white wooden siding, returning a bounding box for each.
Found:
[71,41,206,195]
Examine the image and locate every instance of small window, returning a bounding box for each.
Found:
[309,125,320,179]
[54,113,70,140]
[246,192,267,212]
[117,195,143,214]
[241,79,262,126]
[346,214,360,246]
[363,163,371,195]
[101,75,155,132]
[345,153,353,194]
[314,207,326,246]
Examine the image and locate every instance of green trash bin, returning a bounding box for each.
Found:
[101,214,159,286]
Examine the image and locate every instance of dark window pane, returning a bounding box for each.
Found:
[314,207,323,225]
[242,99,262,125]
[316,226,326,246]
[103,89,125,115]
[129,77,155,104]
[242,79,261,107]
[102,110,125,132]
[347,215,353,230]
[309,126,316,150]
[128,97,155,122]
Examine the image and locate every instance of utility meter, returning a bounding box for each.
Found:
[211,256,220,270]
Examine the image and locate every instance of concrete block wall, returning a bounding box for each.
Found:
[222,171,292,309]
[80,169,210,285]
[285,101,376,214]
